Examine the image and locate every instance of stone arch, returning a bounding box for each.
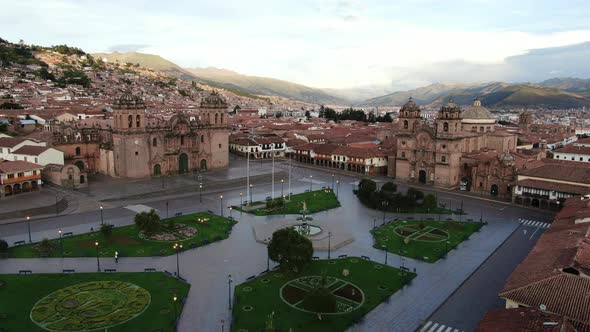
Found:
[201,135,204,143]
[4,185,12,196]
[128,115,133,128]
[75,146,81,156]
[215,113,219,125]
[443,122,449,132]
[490,184,499,196]
[74,161,84,171]
[13,183,21,194]
[200,159,207,171]
[136,114,141,127]
[179,154,189,174]
[22,182,31,192]
[153,164,161,176]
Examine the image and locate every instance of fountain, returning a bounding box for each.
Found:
[293,201,322,237]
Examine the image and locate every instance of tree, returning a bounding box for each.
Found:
[318,105,326,118]
[134,209,161,236]
[381,182,397,193]
[357,178,377,203]
[423,194,437,210]
[305,110,311,120]
[268,227,313,272]
[100,223,114,238]
[0,239,7,253]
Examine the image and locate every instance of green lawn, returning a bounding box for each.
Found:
[7,212,236,258]
[0,272,189,332]
[232,257,415,332]
[371,220,483,263]
[233,189,341,216]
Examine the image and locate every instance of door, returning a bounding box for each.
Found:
[179,154,189,174]
[200,159,207,171]
[490,184,499,196]
[153,164,161,176]
[418,170,427,184]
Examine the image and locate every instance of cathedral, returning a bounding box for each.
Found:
[394,97,517,191]
[51,91,229,179]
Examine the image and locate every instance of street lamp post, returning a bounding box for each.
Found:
[99,206,104,225]
[373,218,376,229]
[266,243,270,271]
[332,174,335,190]
[336,180,340,198]
[58,229,63,257]
[229,206,233,219]
[382,200,389,226]
[172,295,178,329]
[240,192,243,207]
[220,195,224,217]
[26,216,32,243]
[95,241,100,272]
[249,184,253,204]
[166,201,169,218]
[309,175,313,192]
[173,243,183,278]
[328,232,332,259]
[281,179,284,197]
[199,183,203,203]
[228,274,233,310]
[382,245,388,265]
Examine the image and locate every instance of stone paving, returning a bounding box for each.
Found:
[0,158,553,332]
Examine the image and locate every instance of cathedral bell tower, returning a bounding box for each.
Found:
[436,98,463,137]
[111,92,150,178]
[398,97,422,132]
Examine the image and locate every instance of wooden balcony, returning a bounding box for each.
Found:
[2,174,41,185]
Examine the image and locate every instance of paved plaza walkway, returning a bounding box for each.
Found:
[0,158,553,332]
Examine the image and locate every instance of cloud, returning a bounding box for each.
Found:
[107,44,151,52]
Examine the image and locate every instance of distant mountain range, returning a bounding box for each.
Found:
[359,80,590,109]
[93,51,590,109]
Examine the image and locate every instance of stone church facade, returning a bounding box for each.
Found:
[394,97,517,190]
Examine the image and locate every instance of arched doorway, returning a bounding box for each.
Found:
[490,184,499,196]
[22,182,31,192]
[13,183,21,194]
[153,164,161,176]
[74,161,84,170]
[531,198,540,207]
[460,177,471,191]
[80,175,85,184]
[31,181,38,191]
[200,159,207,171]
[179,154,189,174]
[4,185,12,196]
[418,170,427,184]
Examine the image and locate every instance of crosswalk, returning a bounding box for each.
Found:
[420,321,463,332]
[518,218,550,229]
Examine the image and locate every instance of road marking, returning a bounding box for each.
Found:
[518,219,550,229]
[530,227,540,240]
[124,204,155,214]
[421,321,464,332]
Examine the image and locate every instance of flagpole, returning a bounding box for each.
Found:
[271,152,275,199]
[246,143,250,206]
[288,154,291,200]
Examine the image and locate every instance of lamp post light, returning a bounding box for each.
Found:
[328,232,332,259]
[220,195,224,217]
[173,243,183,278]
[228,274,233,310]
[94,241,100,272]
[229,206,233,219]
[336,180,340,198]
[249,184,253,204]
[172,295,178,328]
[199,183,203,203]
[239,192,243,207]
[99,206,104,225]
[309,175,313,192]
[382,245,388,265]
[26,216,32,243]
[281,179,284,197]
[266,243,270,271]
[58,229,63,257]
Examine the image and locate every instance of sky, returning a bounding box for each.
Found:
[2,0,590,91]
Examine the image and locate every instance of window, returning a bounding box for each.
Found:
[442,144,446,149]
[33,170,37,175]
[136,114,141,127]
[7,173,14,178]
[152,138,157,147]
[128,115,133,128]
[75,147,81,156]
[219,144,222,149]
[35,158,38,163]
[443,122,449,132]
[401,141,406,146]
[181,135,185,145]
[215,113,219,125]
[135,151,138,156]
[404,120,408,129]
[24,157,27,162]
[441,156,446,163]
[17,172,24,177]
[201,135,204,143]
[401,152,406,158]
[479,126,484,132]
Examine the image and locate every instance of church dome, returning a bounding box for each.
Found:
[113,91,145,109]
[462,97,493,120]
[400,97,420,112]
[200,90,228,109]
[440,97,461,113]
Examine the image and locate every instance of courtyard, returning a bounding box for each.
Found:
[6,212,236,258]
[371,220,484,263]
[0,272,189,332]
[233,189,340,216]
[231,257,415,332]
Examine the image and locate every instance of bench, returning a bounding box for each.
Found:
[62,269,75,273]
[18,270,32,274]
[174,212,183,217]
[400,266,409,271]
[207,210,214,214]
[104,269,116,273]
[62,232,73,237]
[312,256,319,260]
[144,268,157,272]
[13,240,26,246]
[164,270,174,276]
[338,254,348,258]
[361,255,370,260]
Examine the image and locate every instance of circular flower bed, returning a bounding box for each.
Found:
[260,279,271,284]
[242,286,253,292]
[31,281,151,331]
[242,305,254,312]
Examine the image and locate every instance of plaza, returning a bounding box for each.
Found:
[0,155,554,331]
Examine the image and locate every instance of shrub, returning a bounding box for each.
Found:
[37,238,55,254]
[100,223,113,238]
[301,274,337,313]
[134,209,161,236]
[381,182,397,193]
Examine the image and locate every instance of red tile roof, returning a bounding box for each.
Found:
[477,308,579,332]
[554,145,590,155]
[12,145,51,156]
[0,160,43,173]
